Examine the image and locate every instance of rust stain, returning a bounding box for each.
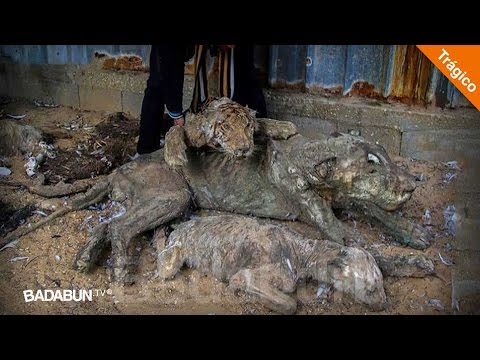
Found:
[386,45,432,105]
[306,85,343,96]
[347,81,383,99]
[101,54,148,72]
[269,80,306,92]
[184,62,195,75]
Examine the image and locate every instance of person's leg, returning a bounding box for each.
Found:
[137,45,165,154]
[162,45,189,126]
[231,45,268,118]
[137,45,189,155]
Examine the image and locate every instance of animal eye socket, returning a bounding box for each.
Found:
[367,153,381,165]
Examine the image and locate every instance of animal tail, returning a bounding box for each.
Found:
[0,179,111,248]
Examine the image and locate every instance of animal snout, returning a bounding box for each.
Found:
[233,138,253,157]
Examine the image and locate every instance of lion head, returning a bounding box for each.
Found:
[201,97,257,157]
[287,133,417,212]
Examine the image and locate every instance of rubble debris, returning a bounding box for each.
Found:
[427,298,444,310]
[32,210,48,217]
[0,167,11,176]
[442,172,457,184]
[316,284,333,299]
[415,173,427,182]
[0,156,10,167]
[444,160,460,170]
[34,100,58,108]
[6,114,26,120]
[0,239,18,252]
[39,141,56,159]
[423,209,431,225]
[24,152,44,177]
[438,252,454,266]
[443,205,457,236]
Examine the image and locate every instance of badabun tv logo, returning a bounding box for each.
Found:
[23,289,112,303]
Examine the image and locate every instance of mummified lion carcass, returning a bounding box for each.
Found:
[1,100,432,294]
[157,214,388,314]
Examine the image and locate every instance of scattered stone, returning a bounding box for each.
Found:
[427,299,444,310]
[0,167,11,176]
[443,205,457,236]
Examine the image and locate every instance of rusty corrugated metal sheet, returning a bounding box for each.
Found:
[344,45,390,98]
[269,44,473,108]
[384,45,432,104]
[269,45,307,90]
[305,45,346,94]
[0,44,473,108]
[0,45,152,65]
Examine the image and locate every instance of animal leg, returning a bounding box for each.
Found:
[164,126,188,167]
[256,118,298,140]
[369,206,432,249]
[109,191,191,283]
[0,173,99,197]
[229,264,297,315]
[299,190,362,246]
[342,201,432,249]
[0,179,111,247]
[156,242,185,280]
[74,222,109,272]
[29,175,98,198]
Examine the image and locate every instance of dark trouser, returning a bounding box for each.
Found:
[231,45,267,118]
[137,45,193,154]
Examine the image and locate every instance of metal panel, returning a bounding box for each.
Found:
[1,45,26,63]
[306,45,346,93]
[450,88,471,108]
[254,45,269,86]
[46,45,68,64]
[68,45,89,64]
[87,45,111,62]
[25,45,48,64]
[0,44,474,109]
[384,45,433,104]
[269,45,307,89]
[343,45,390,96]
[434,72,452,108]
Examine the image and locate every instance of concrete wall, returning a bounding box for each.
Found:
[1,58,479,163]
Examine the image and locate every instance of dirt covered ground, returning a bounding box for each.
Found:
[0,98,459,315]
